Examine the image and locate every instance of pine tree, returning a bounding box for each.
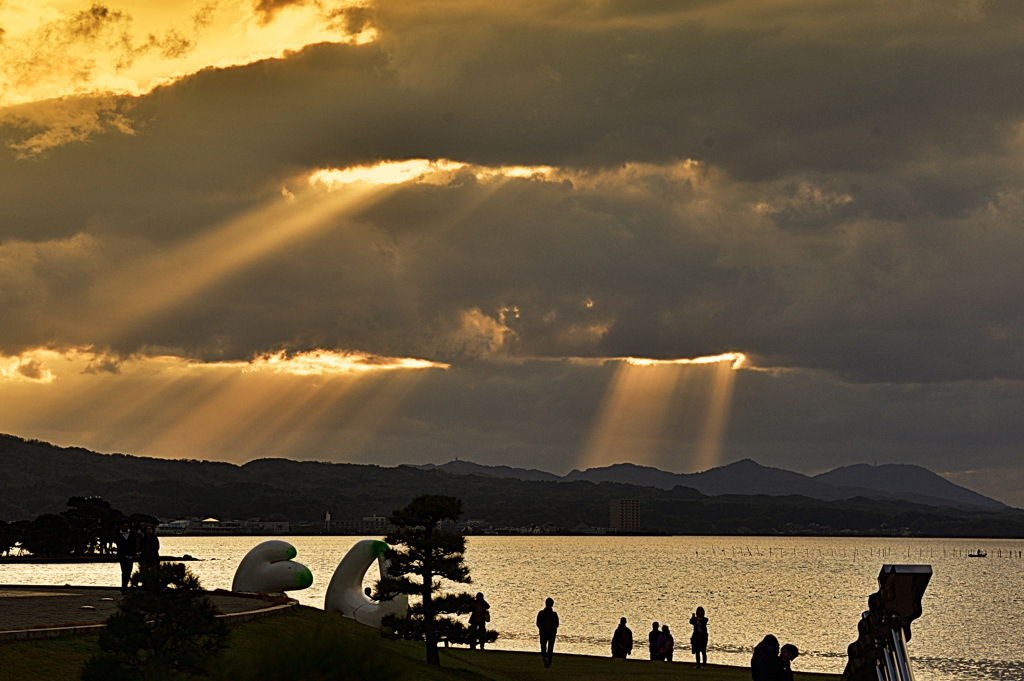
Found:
[377,495,490,666]
[81,563,228,681]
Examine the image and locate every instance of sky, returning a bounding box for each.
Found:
[2,1,1024,507]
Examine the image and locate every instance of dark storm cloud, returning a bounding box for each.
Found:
[250,0,368,32]
[2,1,1024,497]
[251,0,308,23]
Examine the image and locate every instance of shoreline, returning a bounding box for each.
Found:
[0,555,198,564]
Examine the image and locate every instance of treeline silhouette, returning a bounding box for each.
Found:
[0,496,157,557]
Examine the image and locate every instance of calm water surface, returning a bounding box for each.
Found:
[3,535,1022,680]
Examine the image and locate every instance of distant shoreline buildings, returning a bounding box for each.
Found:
[610,498,641,533]
[155,512,627,536]
[156,517,292,535]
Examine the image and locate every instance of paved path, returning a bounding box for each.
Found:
[0,585,291,640]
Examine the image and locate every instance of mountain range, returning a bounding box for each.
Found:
[3,433,1020,537]
[416,458,1006,510]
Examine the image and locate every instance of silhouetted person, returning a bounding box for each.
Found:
[657,624,674,662]
[138,523,160,569]
[690,606,709,667]
[469,591,490,649]
[611,616,633,658]
[779,644,800,681]
[753,639,799,681]
[114,519,137,593]
[751,634,780,681]
[649,621,661,660]
[536,597,559,667]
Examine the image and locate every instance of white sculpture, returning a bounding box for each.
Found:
[325,539,409,628]
[232,539,313,594]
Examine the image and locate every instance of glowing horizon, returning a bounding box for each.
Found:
[0,346,446,462]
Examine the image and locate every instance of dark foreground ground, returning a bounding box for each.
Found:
[0,600,841,681]
[0,585,283,635]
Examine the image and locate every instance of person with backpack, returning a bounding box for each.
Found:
[611,616,633,658]
[469,592,490,649]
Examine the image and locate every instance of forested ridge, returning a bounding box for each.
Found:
[3,434,1023,537]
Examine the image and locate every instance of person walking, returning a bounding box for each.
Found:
[649,621,661,660]
[690,606,709,667]
[657,624,675,662]
[536,597,559,667]
[469,592,490,649]
[611,616,633,658]
[114,519,137,593]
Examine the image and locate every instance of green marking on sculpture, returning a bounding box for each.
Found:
[370,540,390,558]
[296,566,313,588]
[286,544,297,560]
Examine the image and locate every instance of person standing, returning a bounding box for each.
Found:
[649,621,661,660]
[138,523,160,570]
[779,643,800,681]
[611,616,633,658]
[114,519,137,593]
[690,606,709,668]
[752,634,781,681]
[657,624,675,662]
[469,592,490,649]
[536,597,559,667]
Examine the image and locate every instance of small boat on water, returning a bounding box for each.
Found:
[968,548,987,558]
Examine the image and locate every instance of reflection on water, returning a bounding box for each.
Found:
[3,535,1021,680]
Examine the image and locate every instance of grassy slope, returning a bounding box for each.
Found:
[0,606,841,681]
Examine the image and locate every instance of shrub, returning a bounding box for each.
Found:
[81,563,228,681]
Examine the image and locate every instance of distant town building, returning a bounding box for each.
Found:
[156,518,290,535]
[327,515,395,535]
[610,498,640,532]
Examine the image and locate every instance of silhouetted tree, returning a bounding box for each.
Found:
[62,497,122,555]
[19,513,75,556]
[0,520,16,556]
[377,495,485,666]
[81,563,228,681]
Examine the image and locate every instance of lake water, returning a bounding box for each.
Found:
[3,535,1022,680]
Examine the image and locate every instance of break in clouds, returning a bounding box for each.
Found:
[2,1,1024,504]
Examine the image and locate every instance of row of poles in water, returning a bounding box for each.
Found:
[692,546,1024,558]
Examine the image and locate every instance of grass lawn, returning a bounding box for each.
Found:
[0,605,842,681]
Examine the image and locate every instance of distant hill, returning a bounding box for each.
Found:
[813,463,1005,510]
[415,460,560,482]
[564,459,849,498]
[432,458,1007,511]
[2,433,1021,537]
